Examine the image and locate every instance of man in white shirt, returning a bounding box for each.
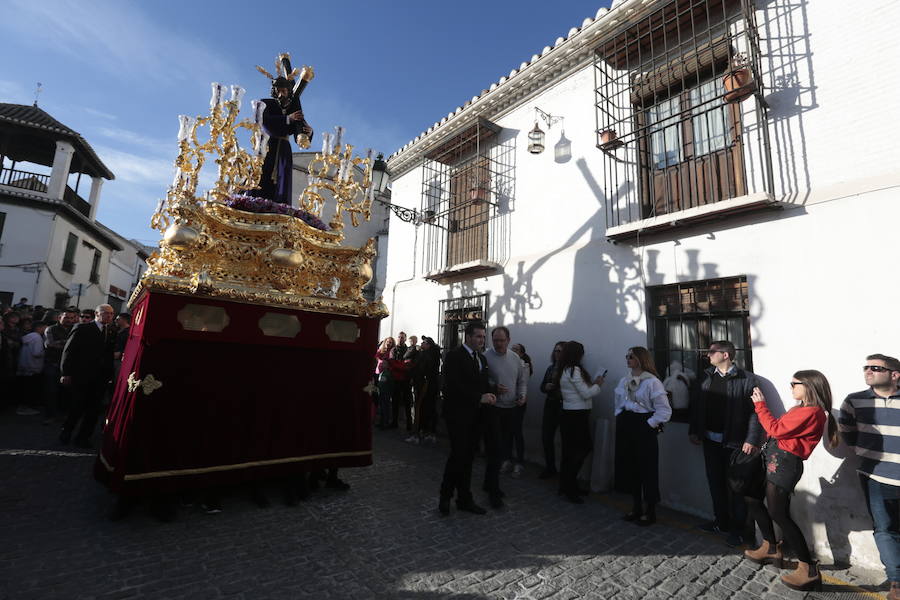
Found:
[15,321,49,416]
[484,327,529,495]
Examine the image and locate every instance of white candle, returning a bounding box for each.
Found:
[322,132,333,156]
[257,133,270,157]
[251,99,265,125]
[209,82,224,109]
[333,126,344,152]
[172,168,183,188]
[176,115,194,142]
[230,85,245,111]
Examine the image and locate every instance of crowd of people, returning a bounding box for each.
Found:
[376,323,899,597]
[1,300,130,447]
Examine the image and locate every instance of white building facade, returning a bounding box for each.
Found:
[382,0,900,571]
[0,103,122,311]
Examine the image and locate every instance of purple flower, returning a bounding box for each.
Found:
[224,194,329,231]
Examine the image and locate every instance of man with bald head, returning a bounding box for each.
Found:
[60,304,117,448]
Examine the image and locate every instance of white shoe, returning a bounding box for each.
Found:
[511,463,524,478]
[500,460,512,474]
[404,435,419,444]
[16,406,40,416]
[425,435,437,444]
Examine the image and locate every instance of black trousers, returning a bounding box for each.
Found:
[559,409,592,495]
[62,380,106,443]
[702,438,748,534]
[542,397,561,472]
[614,410,660,506]
[391,380,412,429]
[481,406,502,494]
[440,413,481,503]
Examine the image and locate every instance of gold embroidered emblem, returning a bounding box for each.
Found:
[127,373,164,396]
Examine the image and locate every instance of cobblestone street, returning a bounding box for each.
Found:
[0,414,888,600]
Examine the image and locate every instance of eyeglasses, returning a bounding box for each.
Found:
[80,315,93,320]
[863,365,896,373]
[625,354,635,359]
[789,381,804,388]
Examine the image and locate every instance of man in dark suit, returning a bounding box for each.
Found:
[59,304,116,448]
[438,322,496,516]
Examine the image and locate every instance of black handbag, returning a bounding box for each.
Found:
[727,440,768,499]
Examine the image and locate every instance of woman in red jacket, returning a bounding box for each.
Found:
[743,370,839,592]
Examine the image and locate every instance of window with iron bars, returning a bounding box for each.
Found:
[420,119,511,279]
[647,275,752,422]
[438,293,489,352]
[595,0,773,231]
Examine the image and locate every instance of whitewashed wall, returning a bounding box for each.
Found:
[381,0,900,572]
[0,202,55,305]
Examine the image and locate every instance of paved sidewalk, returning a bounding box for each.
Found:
[0,413,889,599]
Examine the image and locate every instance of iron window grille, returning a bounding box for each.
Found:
[438,293,490,352]
[89,250,101,284]
[420,119,512,278]
[647,275,752,422]
[594,0,774,230]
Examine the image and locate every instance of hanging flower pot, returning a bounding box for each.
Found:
[723,67,755,103]
[600,129,624,150]
[469,185,489,203]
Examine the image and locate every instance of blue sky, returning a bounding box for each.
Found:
[1,0,610,244]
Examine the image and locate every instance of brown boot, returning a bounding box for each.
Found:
[888,580,900,600]
[780,560,822,592]
[743,540,783,567]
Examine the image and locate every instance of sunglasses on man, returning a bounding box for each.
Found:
[863,365,897,373]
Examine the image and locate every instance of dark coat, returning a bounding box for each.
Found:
[251,97,312,205]
[61,322,115,385]
[689,366,764,448]
[441,345,491,425]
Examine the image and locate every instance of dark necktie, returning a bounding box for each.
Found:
[472,351,480,375]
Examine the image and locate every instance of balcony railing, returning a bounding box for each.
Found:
[0,166,92,218]
[0,166,50,193]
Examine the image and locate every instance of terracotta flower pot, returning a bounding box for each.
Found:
[723,68,755,103]
[600,129,624,150]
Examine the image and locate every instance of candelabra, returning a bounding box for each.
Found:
[150,82,265,233]
[299,126,376,233]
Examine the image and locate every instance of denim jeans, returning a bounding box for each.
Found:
[861,473,900,582]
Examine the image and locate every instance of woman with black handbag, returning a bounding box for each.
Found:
[743,370,839,592]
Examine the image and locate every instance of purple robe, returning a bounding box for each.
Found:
[250,97,312,205]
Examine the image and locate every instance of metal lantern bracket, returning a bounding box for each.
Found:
[534,107,562,129]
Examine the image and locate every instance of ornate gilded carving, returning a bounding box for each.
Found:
[138,67,388,319]
[127,373,164,396]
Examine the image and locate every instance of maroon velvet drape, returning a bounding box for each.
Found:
[95,291,379,495]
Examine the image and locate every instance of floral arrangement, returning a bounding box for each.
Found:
[224,194,329,231]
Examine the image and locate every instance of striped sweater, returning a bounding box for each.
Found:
[839,388,900,486]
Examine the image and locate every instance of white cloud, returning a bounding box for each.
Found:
[95,127,172,155]
[83,107,117,120]
[1,0,237,85]
[92,145,174,185]
[0,79,28,104]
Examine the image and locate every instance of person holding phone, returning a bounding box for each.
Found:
[555,341,605,504]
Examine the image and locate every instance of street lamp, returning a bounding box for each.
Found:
[371,153,390,193]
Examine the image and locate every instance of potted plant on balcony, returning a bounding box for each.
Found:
[599,128,624,150]
[468,181,489,204]
[723,52,755,103]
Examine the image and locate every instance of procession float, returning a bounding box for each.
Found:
[96,54,388,495]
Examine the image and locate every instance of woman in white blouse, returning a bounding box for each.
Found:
[556,341,605,504]
[613,346,671,525]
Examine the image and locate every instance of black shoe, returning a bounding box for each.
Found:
[577,487,590,496]
[636,513,656,526]
[539,469,558,479]
[200,495,222,514]
[438,497,450,515]
[489,494,504,509]
[725,532,743,547]
[250,486,270,508]
[482,485,506,498]
[697,520,724,534]
[456,501,486,515]
[325,477,350,491]
[565,493,584,504]
[622,512,642,522]
[58,429,71,444]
